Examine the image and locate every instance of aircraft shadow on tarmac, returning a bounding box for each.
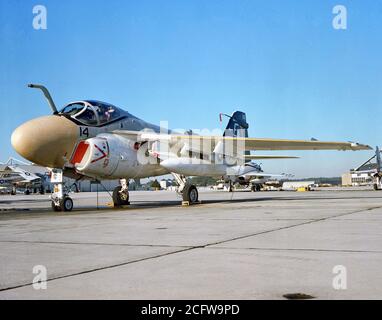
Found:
[0,199,50,204]
[2,193,381,216]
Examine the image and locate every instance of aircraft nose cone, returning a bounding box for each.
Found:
[11,115,79,168]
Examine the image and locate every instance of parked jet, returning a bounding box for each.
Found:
[353,146,382,190]
[0,158,41,194]
[219,111,296,192]
[11,84,371,211]
[226,162,293,192]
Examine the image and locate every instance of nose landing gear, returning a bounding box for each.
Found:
[50,169,73,212]
[52,196,73,212]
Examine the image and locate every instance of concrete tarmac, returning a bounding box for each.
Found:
[0,188,382,299]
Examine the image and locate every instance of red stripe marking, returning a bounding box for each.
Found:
[91,144,107,163]
[70,141,89,165]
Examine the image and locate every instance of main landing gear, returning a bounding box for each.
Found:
[172,173,199,205]
[182,184,199,203]
[112,178,130,207]
[251,184,261,192]
[112,176,199,207]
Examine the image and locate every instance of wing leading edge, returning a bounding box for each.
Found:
[244,155,299,160]
[112,130,372,151]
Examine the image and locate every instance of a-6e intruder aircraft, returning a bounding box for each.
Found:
[11,84,371,211]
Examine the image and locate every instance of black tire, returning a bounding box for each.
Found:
[113,186,130,206]
[251,185,257,192]
[24,190,30,195]
[183,185,199,204]
[62,197,73,212]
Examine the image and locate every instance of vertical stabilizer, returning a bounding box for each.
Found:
[222,111,250,160]
[223,111,249,138]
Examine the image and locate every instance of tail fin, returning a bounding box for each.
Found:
[223,111,249,138]
[222,111,250,161]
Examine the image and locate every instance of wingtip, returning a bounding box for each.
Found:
[360,143,373,150]
[350,142,373,150]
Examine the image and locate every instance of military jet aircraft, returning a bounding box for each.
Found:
[11,84,371,211]
[0,158,41,194]
[218,112,296,192]
[353,146,382,190]
[224,161,294,192]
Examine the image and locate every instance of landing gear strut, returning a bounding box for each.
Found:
[113,178,130,207]
[172,173,199,205]
[251,184,261,192]
[50,169,73,212]
[373,175,382,191]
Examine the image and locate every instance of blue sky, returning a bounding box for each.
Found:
[1,0,381,177]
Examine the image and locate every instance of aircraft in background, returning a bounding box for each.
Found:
[226,162,294,192]
[217,111,296,192]
[0,158,41,194]
[11,84,371,211]
[353,146,382,190]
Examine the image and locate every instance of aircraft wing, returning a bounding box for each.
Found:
[237,138,371,151]
[242,173,285,179]
[244,155,299,160]
[112,130,372,152]
[239,170,291,179]
[7,166,40,181]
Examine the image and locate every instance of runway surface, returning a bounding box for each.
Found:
[1,188,382,299]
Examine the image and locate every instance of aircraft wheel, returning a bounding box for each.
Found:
[183,185,199,204]
[52,197,73,212]
[62,197,73,212]
[113,186,130,206]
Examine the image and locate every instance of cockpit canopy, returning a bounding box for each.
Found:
[59,100,125,126]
